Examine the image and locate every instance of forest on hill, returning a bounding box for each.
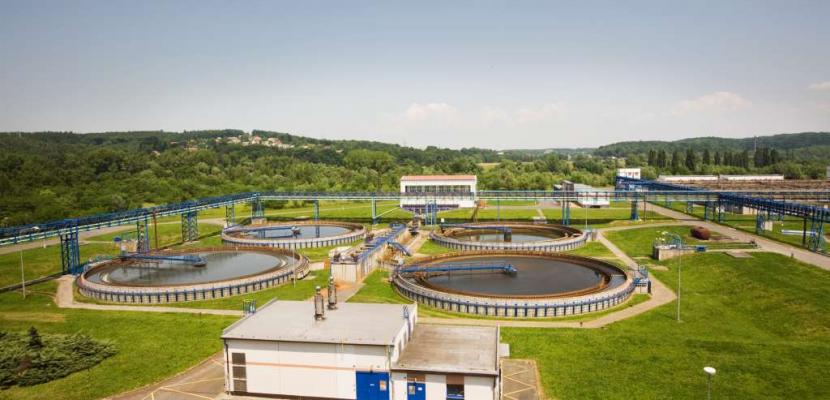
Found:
[1,130,828,226]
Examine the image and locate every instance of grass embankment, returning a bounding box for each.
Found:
[665,202,829,250]
[504,251,830,399]
[604,225,754,259]
[0,281,236,400]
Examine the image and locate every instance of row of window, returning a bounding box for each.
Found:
[404,185,473,193]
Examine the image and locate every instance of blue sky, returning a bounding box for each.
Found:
[1,0,828,148]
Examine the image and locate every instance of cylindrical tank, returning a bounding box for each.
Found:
[691,226,711,240]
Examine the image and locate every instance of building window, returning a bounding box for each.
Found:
[446,384,464,399]
[231,352,247,392]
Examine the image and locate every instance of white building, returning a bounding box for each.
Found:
[399,175,477,212]
[719,174,784,182]
[616,168,641,179]
[561,181,610,208]
[222,300,500,400]
[657,175,719,183]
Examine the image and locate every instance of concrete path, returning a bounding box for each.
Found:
[111,353,226,400]
[647,204,830,271]
[501,359,543,400]
[54,276,242,316]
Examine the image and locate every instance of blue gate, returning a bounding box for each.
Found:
[356,371,390,400]
[407,381,425,400]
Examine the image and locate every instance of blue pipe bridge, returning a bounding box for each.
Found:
[440,224,512,233]
[120,253,207,266]
[398,264,517,276]
[3,183,830,275]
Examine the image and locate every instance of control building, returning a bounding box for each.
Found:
[399,175,477,212]
[222,299,501,400]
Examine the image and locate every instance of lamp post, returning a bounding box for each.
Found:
[661,231,683,322]
[704,366,716,400]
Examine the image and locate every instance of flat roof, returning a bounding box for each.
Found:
[393,324,498,376]
[222,300,414,346]
[400,175,477,181]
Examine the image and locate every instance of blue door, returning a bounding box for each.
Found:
[407,381,425,400]
[356,371,389,400]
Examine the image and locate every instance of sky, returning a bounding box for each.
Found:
[1,0,829,149]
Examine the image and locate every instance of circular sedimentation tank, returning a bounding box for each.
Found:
[393,251,634,318]
[77,247,308,304]
[430,222,587,251]
[221,221,366,249]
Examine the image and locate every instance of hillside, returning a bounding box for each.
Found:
[594,132,830,158]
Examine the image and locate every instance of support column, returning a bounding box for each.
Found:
[562,198,570,225]
[704,202,711,221]
[630,196,639,221]
[181,211,199,242]
[370,197,376,225]
[251,197,264,222]
[314,199,320,237]
[496,197,501,222]
[60,228,81,275]
[686,202,694,214]
[755,213,765,235]
[808,211,826,252]
[717,199,724,223]
[136,217,151,253]
[225,205,236,227]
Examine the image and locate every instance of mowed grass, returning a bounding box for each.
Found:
[504,251,830,399]
[604,225,730,259]
[0,242,121,287]
[0,281,237,400]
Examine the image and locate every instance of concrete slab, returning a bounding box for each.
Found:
[501,359,542,400]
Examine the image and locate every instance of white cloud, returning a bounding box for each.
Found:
[808,81,830,91]
[672,91,751,115]
[515,103,564,124]
[402,102,457,122]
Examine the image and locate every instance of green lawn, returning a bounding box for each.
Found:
[413,239,454,256]
[0,281,237,400]
[503,252,830,399]
[604,225,740,259]
[296,240,361,262]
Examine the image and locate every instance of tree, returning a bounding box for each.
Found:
[671,150,682,171]
[702,149,711,165]
[713,151,721,165]
[647,149,656,166]
[685,149,697,171]
[657,150,668,168]
[770,148,781,164]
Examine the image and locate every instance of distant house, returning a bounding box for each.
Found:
[616,168,641,179]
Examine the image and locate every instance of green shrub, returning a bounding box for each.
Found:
[0,328,117,388]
